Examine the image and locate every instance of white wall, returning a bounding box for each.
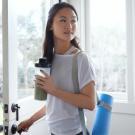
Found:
[110,113,135,135]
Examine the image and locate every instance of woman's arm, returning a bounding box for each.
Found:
[53,81,96,110]
[36,73,96,110]
[18,105,46,131]
[29,105,46,124]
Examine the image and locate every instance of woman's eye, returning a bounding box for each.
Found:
[60,19,66,22]
[71,19,76,23]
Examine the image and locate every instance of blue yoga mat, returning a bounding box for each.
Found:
[92,93,113,135]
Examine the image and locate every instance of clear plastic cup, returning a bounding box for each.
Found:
[34,57,51,100]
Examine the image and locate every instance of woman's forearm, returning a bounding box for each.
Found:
[54,90,94,110]
[29,105,46,124]
[52,84,96,110]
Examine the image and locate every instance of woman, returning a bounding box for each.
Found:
[18,2,96,135]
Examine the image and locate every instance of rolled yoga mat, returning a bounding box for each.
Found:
[92,93,113,135]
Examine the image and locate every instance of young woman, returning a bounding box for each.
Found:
[18,2,96,135]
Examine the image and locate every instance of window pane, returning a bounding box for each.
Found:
[90,0,127,100]
[16,0,50,99]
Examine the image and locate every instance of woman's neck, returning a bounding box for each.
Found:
[54,40,71,54]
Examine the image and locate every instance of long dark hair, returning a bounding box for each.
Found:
[43,2,81,64]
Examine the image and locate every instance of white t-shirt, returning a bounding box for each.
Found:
[46,51,95,135]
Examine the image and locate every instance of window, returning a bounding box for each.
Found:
[16,0,51,99]
[69,0,135,113]
[88,0,127,101]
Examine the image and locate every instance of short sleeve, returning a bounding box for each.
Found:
[77,52,96,90]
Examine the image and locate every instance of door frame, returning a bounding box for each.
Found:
[2,1,18,134]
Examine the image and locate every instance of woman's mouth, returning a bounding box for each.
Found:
[64,32,73,35]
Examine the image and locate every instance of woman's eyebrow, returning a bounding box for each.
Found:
[59,16,66,19]
[71,16,77,19]
[72,15,77,18]
[59,16,77,19]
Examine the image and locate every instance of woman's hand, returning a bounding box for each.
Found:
[18,118,33,132]
[35,70,57,95]
[18,106,46,133]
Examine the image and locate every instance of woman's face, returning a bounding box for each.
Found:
[51,7,77,43]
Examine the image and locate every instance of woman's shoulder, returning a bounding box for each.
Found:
[77,51,89,61]
[77,51,95,67]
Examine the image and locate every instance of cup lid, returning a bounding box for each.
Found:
[35,57,51,68]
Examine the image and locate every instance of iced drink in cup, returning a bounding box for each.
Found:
[34,57,51,100]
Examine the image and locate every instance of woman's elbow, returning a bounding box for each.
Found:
[87,102,96,111]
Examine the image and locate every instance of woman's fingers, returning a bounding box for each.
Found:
[40,70,49,77]
[35,75,45,80]
[18,125,28,133]
[35,77,46,85]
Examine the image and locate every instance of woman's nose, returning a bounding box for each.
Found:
[65,22,72,30]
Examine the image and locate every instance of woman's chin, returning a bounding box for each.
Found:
[62,36,74,41]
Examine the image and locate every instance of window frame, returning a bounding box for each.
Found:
[126,0,135,103]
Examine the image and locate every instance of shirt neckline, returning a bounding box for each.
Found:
[55,46,79,56]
